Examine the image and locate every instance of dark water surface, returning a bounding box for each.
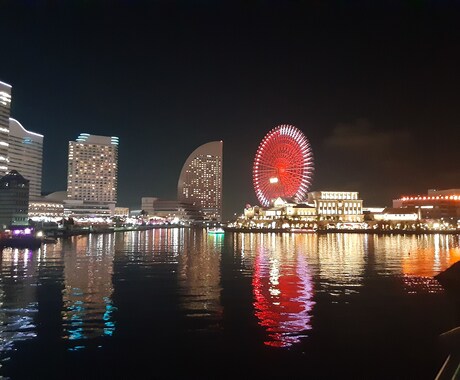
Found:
[1,229,459,379]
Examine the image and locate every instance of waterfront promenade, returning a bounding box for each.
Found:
[223,226,460,235]
[40,223,460,237]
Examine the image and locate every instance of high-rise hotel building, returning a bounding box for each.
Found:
[8,118,44,199]
[67,134,119,213]
[177,140,223,222]
[0,81,12,177]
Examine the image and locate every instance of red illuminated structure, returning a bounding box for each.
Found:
[253,124,314,207]
[252,246,315,347]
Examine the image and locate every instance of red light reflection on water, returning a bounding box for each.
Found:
[252,249,315,347]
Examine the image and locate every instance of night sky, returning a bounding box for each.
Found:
[0,1,459,220]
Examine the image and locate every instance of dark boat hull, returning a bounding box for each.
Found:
[0,237,43,249]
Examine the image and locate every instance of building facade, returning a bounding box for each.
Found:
[240,197,317,229]
[29,200,64,220]
[0,81,12,177]
[141,197,203,224]
[308,191,364,222]
[0,170,29,228]
[177,140,223,222]
[233,191,364,230]
[393,189,460,221]
[8,118,44,199]
[373,207,419,222]
[28,191,66,221]
[67,133,119,218]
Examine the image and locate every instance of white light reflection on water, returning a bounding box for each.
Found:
[1,230,460,366]
[0,248,39,353]
[251,233,315,348]
[177,229,223,323]
[315,233,366,299]
[62,234,116,349]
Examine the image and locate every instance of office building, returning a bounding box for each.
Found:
[0,81,12,177]
[177,141,223,222]
[0,170,29,228]
[8,118,43,199]
[67,133,119,218]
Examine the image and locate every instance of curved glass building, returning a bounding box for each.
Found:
[177,141,223,222]
[8,118,44,199]
[0,81,12,177]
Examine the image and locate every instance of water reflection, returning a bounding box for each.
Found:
[0,231,459,365]
[62,234,116,348]
[316,233,366,297]
[0,248,38,352]
[177,229,223,325]
[251,234,315,347]
[386,234,460,295]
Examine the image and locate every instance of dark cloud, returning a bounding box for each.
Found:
[324,118,416,172]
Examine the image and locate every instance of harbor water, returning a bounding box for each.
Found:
[0,229,458,379]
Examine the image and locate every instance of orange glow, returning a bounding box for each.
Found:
[400,194,460,202]
[402,246,460,277]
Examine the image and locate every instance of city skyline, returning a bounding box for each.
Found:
[0,2,459,220]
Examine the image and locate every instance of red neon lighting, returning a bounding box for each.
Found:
[252,247,315,347]
[253,124,314,207]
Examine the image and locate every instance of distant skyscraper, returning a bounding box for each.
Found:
[177,140,223,222]
[0,81,12,177]
[67,133,119,203]
[8,118,43,199]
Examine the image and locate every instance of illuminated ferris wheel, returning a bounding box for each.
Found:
[253,124,314,207]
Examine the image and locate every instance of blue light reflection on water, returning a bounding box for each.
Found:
[62,234,116,349]
[0,231,459,379]
[0,248,39,353]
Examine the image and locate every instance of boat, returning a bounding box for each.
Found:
[0,235,43,249]
[0,227,54,249]
[207,227,225,235]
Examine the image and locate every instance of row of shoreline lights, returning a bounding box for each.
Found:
[400,195,460,201]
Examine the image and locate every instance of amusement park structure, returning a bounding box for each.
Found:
[253,124,314,207]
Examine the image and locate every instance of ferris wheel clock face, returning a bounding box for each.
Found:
[253,124,314,207]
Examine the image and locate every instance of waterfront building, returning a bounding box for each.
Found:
[232,190,364,230]
[114,207,130,218]
[373,207,419,222]
[393,189,460,222]
[237,197,317,230]
[63,199,114,220]
[0,170,29,228]
[141,197,203,224]
[29,199,64,221]
[0,81,12,177]
[308,191,364,223]
[67,133,119,218]
[177,141,223,222]
[28,191,66,223]
[141,197,159,215]
[8,118,43,199]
